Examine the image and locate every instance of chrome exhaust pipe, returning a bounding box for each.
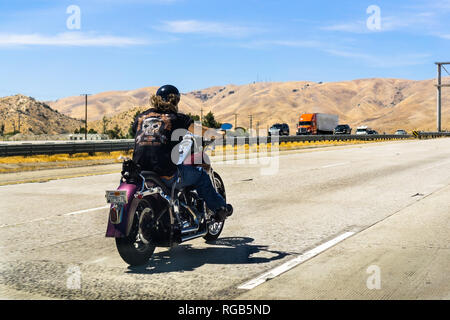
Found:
[180,203,201,234]
[181,230,208,242]
[181,226,199,234]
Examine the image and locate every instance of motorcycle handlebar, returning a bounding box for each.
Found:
[186,134,217,148]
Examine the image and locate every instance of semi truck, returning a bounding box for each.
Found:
[296,113,339,135]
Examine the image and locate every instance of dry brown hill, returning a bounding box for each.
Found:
[49,78,450,135]
[0,95,83,135]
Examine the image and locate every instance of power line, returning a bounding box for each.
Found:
[443,65,450,76]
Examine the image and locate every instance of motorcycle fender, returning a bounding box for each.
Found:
[105,183,137,238]
[125,198,140,237]
[105,198,140,238]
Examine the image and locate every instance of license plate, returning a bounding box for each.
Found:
[105,190,128,204]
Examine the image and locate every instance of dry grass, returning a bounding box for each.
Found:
[0,151,133,164]
[0,151,133,173]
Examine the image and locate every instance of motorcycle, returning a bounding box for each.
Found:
[104,133,228,266]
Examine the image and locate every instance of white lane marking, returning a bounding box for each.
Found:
[89,257,108,264]
[237,232,355,290]
[64,205,110,216]
[0,205,110,229]
[321,162,349,169]
[0,217,55,229]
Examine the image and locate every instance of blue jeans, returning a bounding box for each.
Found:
[161,165,226,212]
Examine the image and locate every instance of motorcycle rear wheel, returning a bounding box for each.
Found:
[115,199,156,266]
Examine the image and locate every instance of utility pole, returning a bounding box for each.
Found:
[81,94,91,140]
[200,107,204,124]
[234,113,238,129]
[249,114,253,134]
[435,62,450,132]
[17,112,21,133]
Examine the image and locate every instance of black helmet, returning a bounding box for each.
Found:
[156,85,180,103]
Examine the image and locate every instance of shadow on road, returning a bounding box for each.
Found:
[126,237,291,274]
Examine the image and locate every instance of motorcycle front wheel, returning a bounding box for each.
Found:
[115,199,156,266]
[203,172,226,242]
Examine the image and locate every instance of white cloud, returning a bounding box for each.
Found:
[411,0,450,11]
[157,20,260,37]
[241,37,429,68]
[241,39,323,49]
[85,0,179,4]
[262,40,323,48]
[322,21,368,34]
[322,16,416,34]
[325,49,431,68]
[0,32,149,47]
[322,8,441,35]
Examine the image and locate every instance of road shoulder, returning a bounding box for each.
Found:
[0,163,121,186]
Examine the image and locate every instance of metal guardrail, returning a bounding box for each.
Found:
[412,131,450,139]
[222,134,412,146]
[0,140,134,157]
[0,132,448,157]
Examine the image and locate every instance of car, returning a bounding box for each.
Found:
[395,129,408,135]
[367,129,379,135]
[268,123,290,136]
[334,124,352,135]
[356,126,369,135]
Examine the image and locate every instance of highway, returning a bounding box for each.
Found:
[0,138,449,299]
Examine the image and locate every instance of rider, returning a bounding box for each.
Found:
[131,84,233,222]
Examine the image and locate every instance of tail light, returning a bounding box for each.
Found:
[110,205,123,225]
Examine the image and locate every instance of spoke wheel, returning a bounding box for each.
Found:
[115,199,156,266]
[203,173,226,242]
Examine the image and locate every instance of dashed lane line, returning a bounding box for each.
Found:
[237,232,356,290]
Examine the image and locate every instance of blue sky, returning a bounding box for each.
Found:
[1,0,450,100]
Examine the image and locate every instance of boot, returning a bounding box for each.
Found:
[215,204,233,222]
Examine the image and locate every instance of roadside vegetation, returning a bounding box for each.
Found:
[187,111,222,129]
[0,151,133,173]
[0,136,412,174]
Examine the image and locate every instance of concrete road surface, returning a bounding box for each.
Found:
[0,138,449,300]
[238,184,450,300]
